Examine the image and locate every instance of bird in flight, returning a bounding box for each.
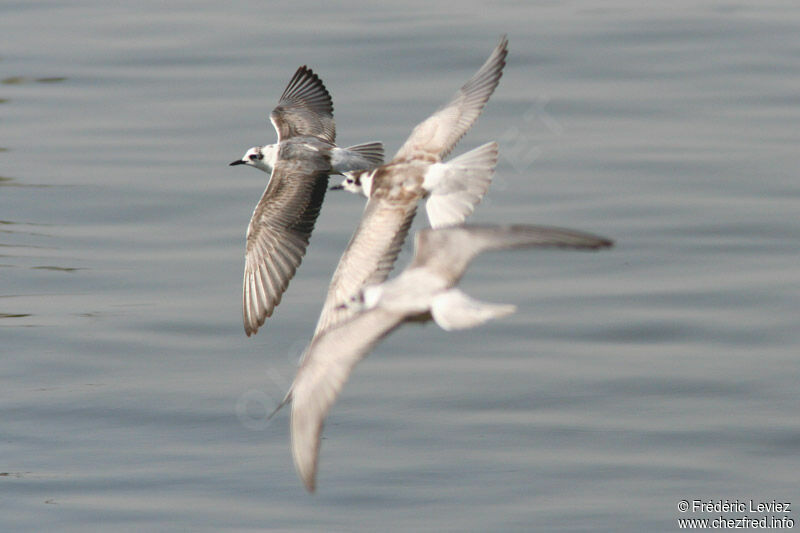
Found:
[314,35,509,337]
[284,224,614,491]
[230,66,384,336]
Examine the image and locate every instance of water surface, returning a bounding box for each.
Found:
[2,1,799,531]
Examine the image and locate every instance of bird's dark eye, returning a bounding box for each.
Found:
[346,178,354,184]
[249,153,263,161]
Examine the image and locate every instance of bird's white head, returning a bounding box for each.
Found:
[335,287,378,313]
[229,144,278,174]
[330,170,373,197]
[362,285,383,310]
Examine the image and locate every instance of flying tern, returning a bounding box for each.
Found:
[314,35,509,337]
[230,66,384,336]
[283,223,614,491]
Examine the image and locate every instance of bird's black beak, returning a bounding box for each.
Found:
[329,184,344,191]
[229,160,246,166]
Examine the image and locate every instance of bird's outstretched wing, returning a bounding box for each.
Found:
[313,197,418,336]
[270,66,336,143]
[242,154,331,336]
[290,308,404,492]
[410,224,614,284]
[392,35,508,162]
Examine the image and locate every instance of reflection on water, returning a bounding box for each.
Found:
[2,76,68,85]
[2,1,800,531]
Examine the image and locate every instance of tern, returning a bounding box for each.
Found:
[230,66,385,336]
[314,35,509,336]
[332,140,499,228]
[282,224,614,491]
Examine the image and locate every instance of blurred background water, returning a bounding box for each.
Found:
[2,1,799,531]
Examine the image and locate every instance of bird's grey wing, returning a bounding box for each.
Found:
[270,66,336,143]
[242,157,330,336]
[392,35,507,162]
[312,198,418,336]
[290,307,404,492]
[410,224,614,283]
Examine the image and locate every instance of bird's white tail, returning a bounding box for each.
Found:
[342,141,385,168]
[430,288,516,331]
[423,141,498,228]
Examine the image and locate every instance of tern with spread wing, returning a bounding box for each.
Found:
[230,67,384,336]
[314,35,509,336]
[282,224,613,491]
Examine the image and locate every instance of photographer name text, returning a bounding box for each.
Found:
[684,500,791,514]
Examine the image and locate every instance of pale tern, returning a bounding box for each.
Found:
[284,224,614,491]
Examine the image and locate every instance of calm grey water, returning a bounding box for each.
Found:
[2,1,799,531]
